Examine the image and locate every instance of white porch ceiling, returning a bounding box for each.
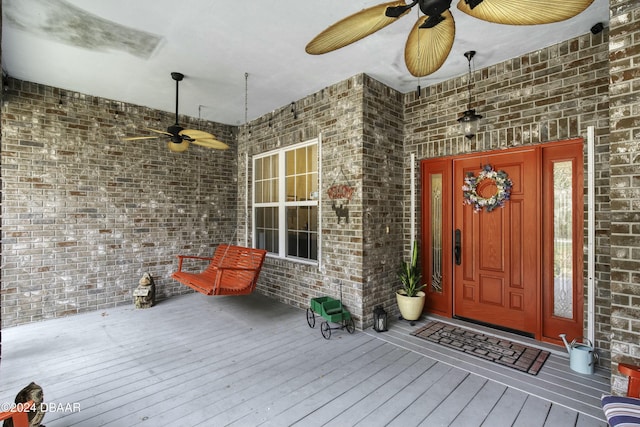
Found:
[2,0,609,126]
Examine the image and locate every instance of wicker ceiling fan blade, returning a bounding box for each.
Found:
[306,1,410,54]
[404,11,455,77]
[179,129,215,140]
[190,138,229,150]
[123,126,172,141]
[456,0,595,25]
[122,135,161,141]
[144,127,172,136]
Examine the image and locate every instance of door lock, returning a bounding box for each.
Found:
[454,229,462,265]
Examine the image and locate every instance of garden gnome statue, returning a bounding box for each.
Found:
[133,272,155,309]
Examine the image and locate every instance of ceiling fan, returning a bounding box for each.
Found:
[123,72,229,153]
[306,0,594,77]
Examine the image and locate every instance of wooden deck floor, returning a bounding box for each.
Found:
[0,293,609,427]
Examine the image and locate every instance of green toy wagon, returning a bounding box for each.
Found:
[306,296,355,339]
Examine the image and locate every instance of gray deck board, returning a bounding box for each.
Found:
[577,412,612,427]
[372,315,609,422]
[352,359,449,427]
[315,351,428,426]
[545,404,580,426]
[480,387,529,427]
[287,350,419,427]
[185,342,395,426]
[63,326,294,425]
[103,333,319,426]
[258,343,399,427]
[228,340,389,427]
[452,379,508,426]
[387,368,470,427]
[418,374,488,427]
[0,292,608,426]
[513,396,552,427]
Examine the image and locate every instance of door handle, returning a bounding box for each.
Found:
[454,229,462,265]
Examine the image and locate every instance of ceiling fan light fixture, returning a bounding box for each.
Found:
[168,141,189,153]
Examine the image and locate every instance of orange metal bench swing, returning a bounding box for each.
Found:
[172,244,267,296]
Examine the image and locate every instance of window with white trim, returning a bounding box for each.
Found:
[253,138,319,262]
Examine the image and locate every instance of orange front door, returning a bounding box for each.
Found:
[421,140,585,342]
[452,149,540,335]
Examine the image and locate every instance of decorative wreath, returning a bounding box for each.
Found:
[462,164,513,213]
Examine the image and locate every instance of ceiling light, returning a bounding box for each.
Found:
[457,50,483,139]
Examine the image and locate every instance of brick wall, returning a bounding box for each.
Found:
[1,78,237,327]
[608,0,640,395]
[361,76,405,321]
[237,75,370,328]
[236,75,405,328]
[403,30,611,361]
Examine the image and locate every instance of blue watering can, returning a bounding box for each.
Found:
[559,334,598,375]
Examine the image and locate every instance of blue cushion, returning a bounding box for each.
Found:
[602,394,640,426]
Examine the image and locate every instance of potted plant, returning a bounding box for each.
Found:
[396,241,426,323]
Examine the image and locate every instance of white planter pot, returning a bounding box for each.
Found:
[396,290,426,321]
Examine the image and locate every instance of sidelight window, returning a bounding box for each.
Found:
[552,161,573,319]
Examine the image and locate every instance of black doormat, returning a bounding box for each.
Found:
[411,321,550,376]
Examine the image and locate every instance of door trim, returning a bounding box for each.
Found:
[541,141,585,345]
[420,159,453,317]
[420,139,584,343]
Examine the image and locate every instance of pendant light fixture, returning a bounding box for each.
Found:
[457,50,482,139]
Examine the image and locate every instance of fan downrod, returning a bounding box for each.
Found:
[170,71,184,139]
[464,50,476,61]
[386,0,452,18]
[418,0,452,16]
